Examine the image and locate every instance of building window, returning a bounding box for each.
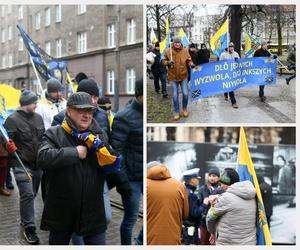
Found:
[45,41,51,55]
[18,36,23,51]
[107,70,115,94]
[8,26,12,41]
[8,53,13,68]
[107,24,115,48]
[55,5,61,23]
[77,32,87,53]
[45,8,51,27]
[1,29,5,43]
[56,39,62,57]
[35,12,41,30]
[1,6,5,17]
[126,68,136,94]
[18,5,23,20]
[7,5,12,14]
[127,19,136,44]
[1,54,6,68]
[78,4,86,15]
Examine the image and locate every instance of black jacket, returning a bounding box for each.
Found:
[51,107,110,138]
[37,118,108,235]
[151,48,167,75]
[259,181,273,217]
[197,49,210,64]
[110,98,143,181]
[4,109,45,169]
[253,48,271,57]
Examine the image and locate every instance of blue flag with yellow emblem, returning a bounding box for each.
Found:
[237,127,272,245]
[17,24,66,82]
[210,19,229,58]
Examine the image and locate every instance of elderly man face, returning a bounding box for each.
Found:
[173,42,181,49]
[67,107,93,131]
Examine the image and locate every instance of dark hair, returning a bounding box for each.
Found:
[75,72,88,84]
[276,155,286,164]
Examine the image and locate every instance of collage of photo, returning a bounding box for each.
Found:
[0,2,297,248]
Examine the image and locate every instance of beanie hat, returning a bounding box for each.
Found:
[98,96,112,111]
[19,90,38,106]
[67,92,96,109]
[47,78,63,93]
[219,168,240,185]
[74,72,88,83]
[135,78,143,98]
[147,161,162,169]
[77,79,99,97]
[172,36,181,43]
[208,167,220,177]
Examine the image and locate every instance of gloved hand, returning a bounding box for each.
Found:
[6,139,17,153]
[234,57,239,60]
[190,64,196,69]
[106,170,132,198]
[272,55,278,59]
[167,60,174,66]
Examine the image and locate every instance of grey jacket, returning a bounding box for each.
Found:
[206,181,257,245]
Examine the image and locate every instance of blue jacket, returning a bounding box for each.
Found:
[110,98,143,181]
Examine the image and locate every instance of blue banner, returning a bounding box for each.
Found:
[190,57,277,101]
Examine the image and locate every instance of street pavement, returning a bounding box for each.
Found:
[148,75,295,123]
[0,174,143,245]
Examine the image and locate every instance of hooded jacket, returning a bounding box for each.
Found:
[206,181,257,245]
[162,45,192,81]
[147,164,189,245]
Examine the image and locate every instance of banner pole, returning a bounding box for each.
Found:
[29,55,43,94]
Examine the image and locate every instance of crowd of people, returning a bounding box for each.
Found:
[147,37,296,121]
[0,74,143,245]
[147,162,273,245]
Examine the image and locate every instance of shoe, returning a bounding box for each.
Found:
[6,182,14,190]
[224,96,229,101]
[174,113,180,121]
[183,109,189,118]
[155,90,160,94]
[260,96,266,102]
[0,187,11,196]
[232,103,239,109]
[286,79,290,85]
[23,227,40,245]
[162,93,168,98]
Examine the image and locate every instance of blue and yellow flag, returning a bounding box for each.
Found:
[159,17,170,61]
[178,28,189,47]
[244,31,261,58]
[210,19,229,58]
[237,127,272,245]
[17,24,66,83]
[0,84,21,125]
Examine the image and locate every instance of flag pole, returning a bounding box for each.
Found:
[29,55,43,94]
[236,126,242,169]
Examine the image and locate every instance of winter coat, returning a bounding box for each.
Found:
[36,94,66,130]
[197,49,210,64]
[37,117,108,235]
[4,109,45,169]
[151,48,167,75]
[162,45,192,81]
[51,107,110,139]
[220,51,240,60]
[110,97,143,182]
[206,181,257,245]
[147,164,189,245]
[253,48,271,58]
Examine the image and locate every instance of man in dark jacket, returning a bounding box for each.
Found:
[198,43,210,65]
[198,167,222,245]
[257,175,273,228]
[110,78,143,245]
[253,41,275,102]
[151,42,168,97]
[182,168,209,245]
[37,92,131,245]
[51,79,110,138]
[4,90,45,245]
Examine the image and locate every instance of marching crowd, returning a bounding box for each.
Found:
[147,162,273,245]
[0,74,143,245]
[147,37,296,121]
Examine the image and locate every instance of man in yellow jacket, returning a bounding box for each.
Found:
[162,36,192,121]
